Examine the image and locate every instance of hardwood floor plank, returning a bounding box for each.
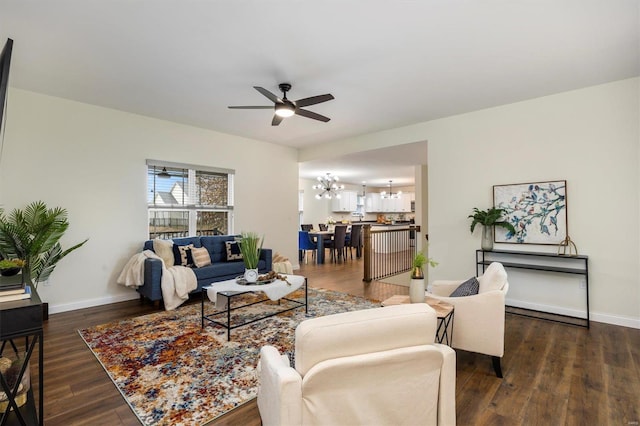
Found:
[27,256,640,425]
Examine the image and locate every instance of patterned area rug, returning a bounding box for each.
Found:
[78,288,380,426]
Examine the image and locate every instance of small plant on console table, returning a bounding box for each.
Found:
[239,232,263,283]
[468,207,516,251]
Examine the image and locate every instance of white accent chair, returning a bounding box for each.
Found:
[257,303,456,426]
[428,262,509,378]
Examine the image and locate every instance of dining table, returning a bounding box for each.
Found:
[308,230,334,264]
[309,227,353,264]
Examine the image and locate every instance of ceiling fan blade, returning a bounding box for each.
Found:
[271,114,284,126]
[254,86,281,104]
[295,94,334,108]
[296,108,331,122]
[228,106,273,109]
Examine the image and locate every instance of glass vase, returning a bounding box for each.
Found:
[481,225,494,251]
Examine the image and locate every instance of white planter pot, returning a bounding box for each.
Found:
[409,278,426,303]
[244,268,259,283]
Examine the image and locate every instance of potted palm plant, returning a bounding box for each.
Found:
[468,207,516,250]
[238,232,263,283]
[410,251,438,303]
[0,201,88,289]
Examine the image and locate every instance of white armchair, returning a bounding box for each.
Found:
[257,303,456,426]
[428,262,508,377]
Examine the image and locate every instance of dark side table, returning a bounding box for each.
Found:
[0,275,44,426]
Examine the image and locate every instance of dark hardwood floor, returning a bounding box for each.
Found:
[34,257,640,425]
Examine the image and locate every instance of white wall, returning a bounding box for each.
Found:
[0,89,299,313]
[426,78,639,327]
[300,78,640,328]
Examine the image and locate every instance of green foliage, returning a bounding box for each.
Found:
[468,207,516,234]
[0,258,23,269]
[239,232,263,269]
[411,250,438,279]
[412,251,438,269]
[0,201,88,287]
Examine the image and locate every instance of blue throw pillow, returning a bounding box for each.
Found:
[449,277,480,297]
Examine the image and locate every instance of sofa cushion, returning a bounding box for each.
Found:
[191,247,212,268]
[152,239,174,266]
[193,259,269,282]
[200,235,238,263]
[193,262,245,281]
[449,277,480,297]
[225,241,243,261]
[172,236,202,248]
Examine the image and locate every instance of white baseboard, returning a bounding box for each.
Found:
[48,293,140,315]
[506,298,640,329]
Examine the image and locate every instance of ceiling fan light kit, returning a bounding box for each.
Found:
[228,83,334,126]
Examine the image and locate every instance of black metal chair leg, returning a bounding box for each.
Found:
[492,356,503,378]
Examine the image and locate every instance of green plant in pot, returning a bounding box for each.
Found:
[0,201,88,289]
[468,207,516,250]
[411,251,438,279]
[410,250,438,303]
[0,258,25,276]
[238,232,263,283]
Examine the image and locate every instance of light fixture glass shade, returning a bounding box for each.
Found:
[275,104,295,117]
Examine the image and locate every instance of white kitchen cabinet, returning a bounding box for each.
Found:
[365,193,382,212]
[397,195,412,212]
[332,190,357,212]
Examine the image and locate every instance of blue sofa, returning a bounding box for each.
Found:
[136,235,273,303]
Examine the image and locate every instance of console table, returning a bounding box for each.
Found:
[0,275,44,426]
[476,249,589,328]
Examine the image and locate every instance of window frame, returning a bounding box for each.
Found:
[146,160,235,239]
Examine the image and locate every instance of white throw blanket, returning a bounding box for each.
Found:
[117,250,198,311]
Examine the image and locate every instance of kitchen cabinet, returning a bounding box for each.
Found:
[365,193,382,212]
[379,196,412,212]
[332,191,357,212]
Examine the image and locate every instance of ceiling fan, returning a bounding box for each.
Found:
[228,83,334,126]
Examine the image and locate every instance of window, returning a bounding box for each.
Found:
[147,160,234,239]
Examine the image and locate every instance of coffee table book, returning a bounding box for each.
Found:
[0,273,26,298]
[0,285,30,303]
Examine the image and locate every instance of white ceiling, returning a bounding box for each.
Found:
[1,1,638,186]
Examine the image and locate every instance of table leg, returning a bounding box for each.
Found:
[226,295,231,341]
[317,236,325,264]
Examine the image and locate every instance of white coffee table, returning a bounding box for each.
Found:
[201,274,307,341]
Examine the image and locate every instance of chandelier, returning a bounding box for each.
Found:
[380,180,402,199]
[313,173,345,199]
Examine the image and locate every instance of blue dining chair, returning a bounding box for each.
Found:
[298,231,317,264]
